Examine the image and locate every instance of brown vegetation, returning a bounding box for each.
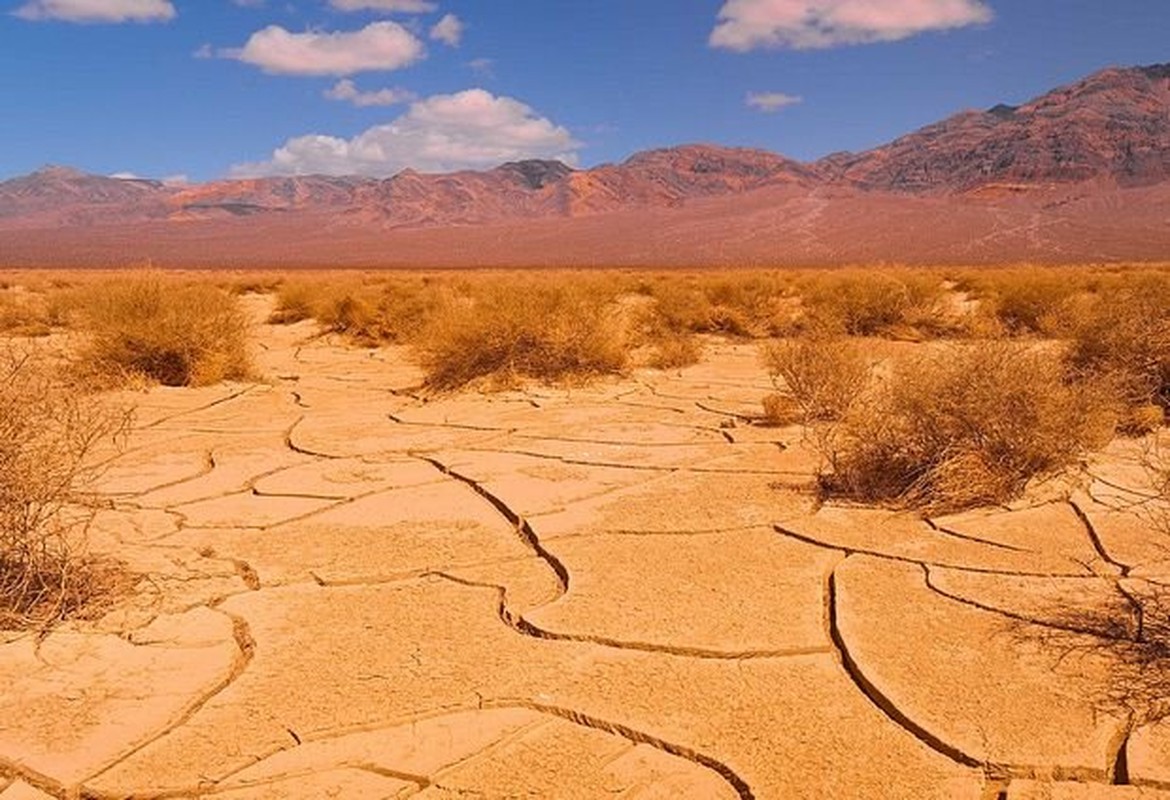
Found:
[761,336,870,424]
[414,280,630,390]
[797,270,952,338]
[1061,271,1170,422]
[72,273,253,386]
[817,342,1115,513]
[0,346,127,628]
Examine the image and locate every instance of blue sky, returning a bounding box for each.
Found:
[1,0,1168,182]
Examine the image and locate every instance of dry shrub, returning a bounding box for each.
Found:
[0,290,52,337]
[648,332,703,370]
[644,273,796,338]
[799,270,948,338]
[1062,272,1170,418]
[961,268,1091,336]
[270,277,447,346]
[762,336,870,423]
[0,346,127,628]
[415,281,629,390]
[76,273,252,386]
[760,392,799,426]
[268,280,319,325]
[820,342,1114,513]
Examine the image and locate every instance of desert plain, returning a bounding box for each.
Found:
[0,269,1168,800]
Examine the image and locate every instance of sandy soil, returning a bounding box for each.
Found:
[3,297,1170,799]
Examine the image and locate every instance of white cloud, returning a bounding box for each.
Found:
[324,79,415,107]
[328,0,436,12]
[746,91,802,112]
[233,21,425,75]
[710,0,993,51]
[429,12,462,46]
[233,88,579,177]
[14,0,175,23]
[110,171,187,185]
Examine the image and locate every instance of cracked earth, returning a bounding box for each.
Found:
[4,296,1170,799]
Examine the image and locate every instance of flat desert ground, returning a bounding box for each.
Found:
[4,291,1170,800]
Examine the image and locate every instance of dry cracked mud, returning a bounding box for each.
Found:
[4,297,1170,799]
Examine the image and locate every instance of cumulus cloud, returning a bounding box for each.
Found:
[429,13,462,46]
[746,91,802,112]
[328,0,436,12]
[232,89,579,177]
[14,0,175,23]
[324,79,415,107]
[710,0,993,50]
[233,21,425,75]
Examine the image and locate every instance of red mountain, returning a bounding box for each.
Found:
[1,63,1168,267]
[821,64,1170,193]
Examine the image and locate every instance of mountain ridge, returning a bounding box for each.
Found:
[1,62,1168,266]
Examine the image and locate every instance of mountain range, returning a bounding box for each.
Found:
[2,63,1169,268]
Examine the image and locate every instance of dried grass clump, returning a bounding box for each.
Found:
[1062,272,1170,420]
[762,336,870,423]
[75,273,252,386]
[648,332,704,370]
[820,342,1114,513]
[0,290,52,337]
[415,281,629,390]
[965,268,1084,335]
[644,273,796,338]
[268,280,320,325]
[270,277,447,346]
[799,270,948,338]
[0,346,127,628]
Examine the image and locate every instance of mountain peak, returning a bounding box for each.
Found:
[821,61,1170,192]
[33,164,88,180]
[1138,62,1170,80]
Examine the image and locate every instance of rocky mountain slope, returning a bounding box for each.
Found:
[1,63,1168,266]
[822,64,1170,192]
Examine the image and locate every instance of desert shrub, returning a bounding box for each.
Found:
[645,273,796,338]
[1063,272,1170,417]
[75,273,252,386]
[0,346,127,628]
[799,270,947,337]
[760,392,799,426]
[647,332,703,369]
[415,281,629,390]
[315,288,385,341]
[819,342,1115,513]
[0,293,45,337]
[270,277,447,346]
[967,268,1083,335]
[762,336,871,423]
[268,280,319,324]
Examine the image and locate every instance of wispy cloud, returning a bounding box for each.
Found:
[232,21,425,76]
[233,89,579,177]
[429,13,463,46]
[467,57,494,78]
[13,0,175,23]
[746,91,802,112]
[324,79,415,107]
[328,0,437,12]
[711,0,993,51]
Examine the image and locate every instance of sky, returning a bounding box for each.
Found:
[1,0,1168,183]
